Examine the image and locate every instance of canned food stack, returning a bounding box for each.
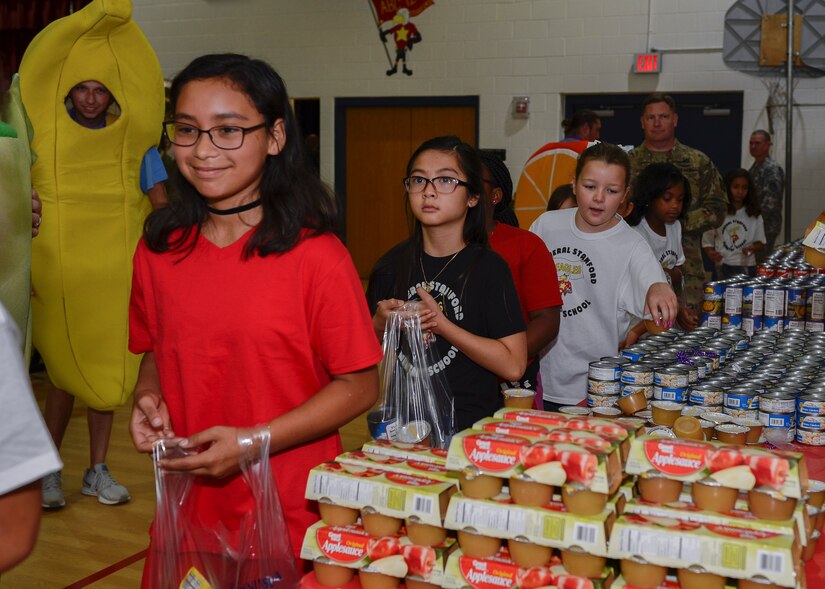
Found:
[619,326,825,447]
[301,441,458,589]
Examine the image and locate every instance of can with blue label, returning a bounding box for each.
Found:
[742,315,763,336]
[654,366,689,388]
[690,383,724,406]
[367,409,399,441]
[799,415,825,431]
[784,284,807,329]
[653,385,688,403]
[798,394,825,416]
[743,282,764,317]
[620,363,655,385]
[588,360,622,382]
[758,410,796,429]
[763,283,786,319]
[724,283,743,315]
[724,388,760,410]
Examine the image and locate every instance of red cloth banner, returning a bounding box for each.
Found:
[371,0,434,24]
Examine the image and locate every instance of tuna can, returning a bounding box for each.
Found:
[798,415,825,431]
[588,360,621,381]
[796,427,825,446]
[701,313,723,329]
[759,393,797,414]
[763,284,786,318]
[724,388,760,410]
[798,394,825,416]
[367,409,399,441]
[587,379,621,395]
[621,383,653,400]
[758,410,796,429]
[620,363,655,385]
[621,346,649,362]
[653,385,689,403]
[600,355,633,366]
[654,366,690,389]
[676,361,699,384]
[724,407,760,421]
[689,384,724,406]
[587,392,617,408]
[649,351,678,364]
[742,282,765,317]
[785,284,808,329]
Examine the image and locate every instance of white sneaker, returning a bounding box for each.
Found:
[81,464,130,505]
[42,471,66,509]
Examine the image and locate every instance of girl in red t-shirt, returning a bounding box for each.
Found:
[128,54,383,586]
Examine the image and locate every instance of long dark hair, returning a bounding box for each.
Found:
[626,162,692,226]
[375,135,487,300]
[143,53,337,258]
[725,168,761,218]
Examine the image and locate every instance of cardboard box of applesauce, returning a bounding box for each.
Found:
[492,409,643,461]
[446,429,621,495]
[442,548,615,589]
[608,513,802,588]
[300,521,455,584]
[336,451,458,484]
[305,462,456,526]
[362,439,449,466]
[622,496,805,546]
[625,435,808,499]
[443,492,616,556]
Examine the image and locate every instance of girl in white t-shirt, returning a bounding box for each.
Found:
[702,169,766,278]
[627,162,695,331]
[529,143,677,408]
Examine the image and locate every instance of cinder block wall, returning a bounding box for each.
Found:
[133,0,824,239]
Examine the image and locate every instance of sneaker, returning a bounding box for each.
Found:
[42,471,66,509]
[81,464,130,505]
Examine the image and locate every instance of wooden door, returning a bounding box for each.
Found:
[343,104,477,278]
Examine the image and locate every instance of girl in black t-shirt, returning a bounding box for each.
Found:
[367,136,526,430]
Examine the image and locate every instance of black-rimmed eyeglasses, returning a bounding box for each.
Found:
[403,176,469,194]
[163,121,267,150]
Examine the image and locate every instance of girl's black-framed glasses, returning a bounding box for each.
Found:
[163,121,267,150]
[403,176,469,194]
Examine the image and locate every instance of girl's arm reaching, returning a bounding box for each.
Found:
[644,282,678,330]
[416,287,527,382]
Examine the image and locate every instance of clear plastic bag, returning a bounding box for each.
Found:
[367,301,455,448]
[150,427,300,589]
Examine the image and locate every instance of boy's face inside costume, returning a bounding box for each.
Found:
[68,80,114,128]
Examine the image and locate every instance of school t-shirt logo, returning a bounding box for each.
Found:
[551,247,597,318]
[722,219,747,252]
[407,280,462,375]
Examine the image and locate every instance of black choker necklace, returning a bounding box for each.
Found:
[206,199,262,216]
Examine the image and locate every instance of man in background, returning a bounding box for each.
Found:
[749,129,784,261]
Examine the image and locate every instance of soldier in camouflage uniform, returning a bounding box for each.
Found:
[628,94,728,328]
[749,130,784,262]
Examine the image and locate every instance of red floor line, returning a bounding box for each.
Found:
[62,548,148,589]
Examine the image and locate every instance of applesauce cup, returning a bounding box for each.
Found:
[672,416,704,440]
[508,474,553,507]
[638,470,684,503]
[677,566,725,589]
[457,529,501,558]
[620,555,667,588]
[617,389,647,415]
[691,478,738,513]
[748,487,798,521]
[507,537,552,568]
[503,388,536,409]
[361,507,403,536]
[560,546,606,578]
[318,499,359,526]
[807,479,825,509]
[314,562,356,588]
[651,401,684,427]
[714,424,748,445]
[561,483,607,516]
[405,519,447,546]
[459,467,504,499]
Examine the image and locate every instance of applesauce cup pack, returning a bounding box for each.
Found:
[446,430,621,495]
[335,451,457,484]
[442,548,614,589]
[625,435,808,499]
[305,461,456,526]
[608,513,802,588]
[362,439,449,466]
[443,491,619,556]
[493,409,643,463]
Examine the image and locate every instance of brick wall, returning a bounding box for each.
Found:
[133,0,824,239]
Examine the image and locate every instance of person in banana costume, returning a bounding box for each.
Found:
[18,0,166,509]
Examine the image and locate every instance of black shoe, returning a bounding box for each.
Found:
[386,65,397,76]
[403,66,413,76]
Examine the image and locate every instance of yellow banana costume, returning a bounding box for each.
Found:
[0,75,35,360]
[20,0,164,410]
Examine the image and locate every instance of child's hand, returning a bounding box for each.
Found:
[742,245,754,256]
[159,426,248,478]
[706,248,723,263]
[644,282,678,329]
[130,389,175,453]
[415,287,446,334]
[373,298,405,334]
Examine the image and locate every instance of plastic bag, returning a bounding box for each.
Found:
[150,427,300,589]
[367,301,455,448]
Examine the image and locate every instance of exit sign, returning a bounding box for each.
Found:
[633,52,661,74]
